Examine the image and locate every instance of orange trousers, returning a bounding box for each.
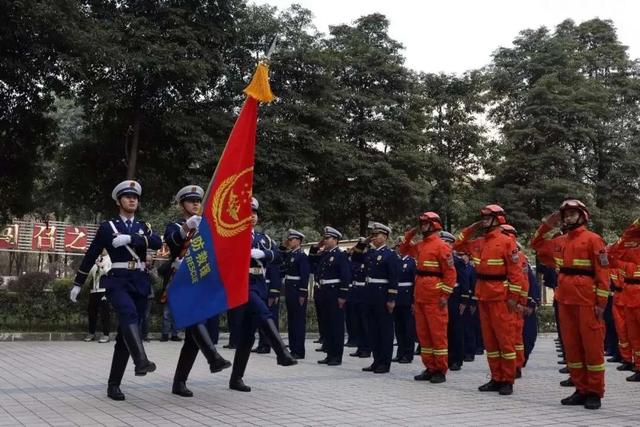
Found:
[513,314,525,369]
[625,306,640,371]
[558,303,605,397]
[612,304,631,362]
[415,302,449,374]
[478,300,516,384]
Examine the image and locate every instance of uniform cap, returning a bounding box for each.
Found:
[323,226,342,239]
[251,197,259,212]
[287,229,305,240]
[112,180,142,201]
[176,185,204,203]
[371,222,391,236]
[439,231,456,243]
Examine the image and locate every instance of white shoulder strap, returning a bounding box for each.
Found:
[108,221,140,262]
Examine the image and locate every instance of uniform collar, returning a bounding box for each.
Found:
[567,225,587,237]
[120,215,135,223]
[373,244,387,251]
[485,227,502,240]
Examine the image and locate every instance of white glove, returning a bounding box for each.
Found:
[70,285,81,303]
[112,234,132,248]
[186,215,202,230]
[251,248,266,259]
[171,258,183,270]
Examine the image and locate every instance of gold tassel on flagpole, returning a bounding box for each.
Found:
[243,62,275,103]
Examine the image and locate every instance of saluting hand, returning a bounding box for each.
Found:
[543,211,562,228]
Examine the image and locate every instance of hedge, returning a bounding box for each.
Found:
[0,272,552,333]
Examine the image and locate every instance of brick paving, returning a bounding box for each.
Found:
[0,334,638,426]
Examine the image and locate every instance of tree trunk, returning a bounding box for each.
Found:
[359,201,368,237]
[126,110,142,179]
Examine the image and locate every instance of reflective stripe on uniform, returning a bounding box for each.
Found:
[514,344,524,351]
[437,282,454,293]
[353,281,366,287]
[398,282,413,287]
[487,259,505,266]
[285,275,301,281]
[554,257,564,266]
[486,351,500,358]
[422,260,439,267]
[567,362,584,369]
[586,363,605,372]
[573,259,592,267]
[421,347,433,354]
[320,279,340,285]
[432,348,448,355]
[501,352,516,360]
[367,277,390,284]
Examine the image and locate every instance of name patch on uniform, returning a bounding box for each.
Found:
[377,255,382,261]
[599,250,609,266]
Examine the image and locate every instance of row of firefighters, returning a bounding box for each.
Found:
[253,200,640,411]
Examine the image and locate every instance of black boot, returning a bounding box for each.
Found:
[559,366,569,374]
[478,380,502,392]
[515,367,522,378]
[228,333,252,392]
[584,393,601,410]
[498,383,513,395]
[229,377,251,392]
[627,372,640,382]
[561,391,586,406]
[107,333,129,392]
[430,372,446,383]
[414,370,432,381]
[560,378,574,387]
[617,361,634,371]
[259,318,297,366]
[191,324,232,373]
[172,381,193,397]
[121,323,156,376]
[607,355,622,363]
[107,384,125,401]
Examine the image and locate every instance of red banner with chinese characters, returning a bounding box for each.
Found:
[0,224,19,249]
[32,224,57,250]
[64,226,88,252]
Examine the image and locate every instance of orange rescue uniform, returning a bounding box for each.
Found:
[400,231,456,374]
[531,224,609,397]
[454,226,526,384]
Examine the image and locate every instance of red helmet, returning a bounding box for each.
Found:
[560,199,590,222]
[480,204,507,225]
[418,211,443,231]
[500,224,517,236]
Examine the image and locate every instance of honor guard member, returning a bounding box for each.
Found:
[454,205,526,395]
[461,252,482,361]
[310,226,351,366]
[229,197,297,392]
[164,185,231,397]
[440,231,471,371]
[393,237,416,363]
[69,180,161,401]
[253,264,283,353]
[353,223,399,373]
[531,199,609,409]
[400,213,457,384]
[349,241,371,358]
[283,229,311,359]
[523,255,540,369]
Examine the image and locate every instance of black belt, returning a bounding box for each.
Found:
[559,267,595,277]
[625,278,640,285]
[476,273,507,281]
[415,270,443,277]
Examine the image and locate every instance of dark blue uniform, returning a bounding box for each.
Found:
[73,216,161,387]
[523,264,540,365]
[350,255,371,357]
[538,262,564,357]
[310,246,351,364]
[355,244,400,371]
[255,264,283,352]
[393,254,415,362]
[448,254,470,369]
[229,231,284,382]
[284,247,311,358]
[463,261,483,359]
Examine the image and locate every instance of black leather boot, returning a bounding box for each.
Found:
[561,391,586,405]
[191,324,231,373]
[107,384,125,401]
[172,381,193,397]
[478,380,502,392]
[259,318,297,367]
[122,323,156,376]
[229,336,252,392]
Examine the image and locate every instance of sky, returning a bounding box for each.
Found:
[251,0,639,75]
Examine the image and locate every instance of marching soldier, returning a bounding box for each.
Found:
[353,223,399,374]
[253,264,282,354]
[531,199,608,409]
[309,227,351,366]
[69,180,161,401]
[229,197,297,392]
[349,241,371,359]
[440,231,471,371]
[400,212,457,384]
[283,229,311,359]
[392,237,416,363]
[163,185,231,397]
[454,204,526,395]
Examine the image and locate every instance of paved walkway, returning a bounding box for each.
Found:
[0,335,638,426]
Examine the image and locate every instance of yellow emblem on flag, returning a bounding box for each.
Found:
[212,167,254,238]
